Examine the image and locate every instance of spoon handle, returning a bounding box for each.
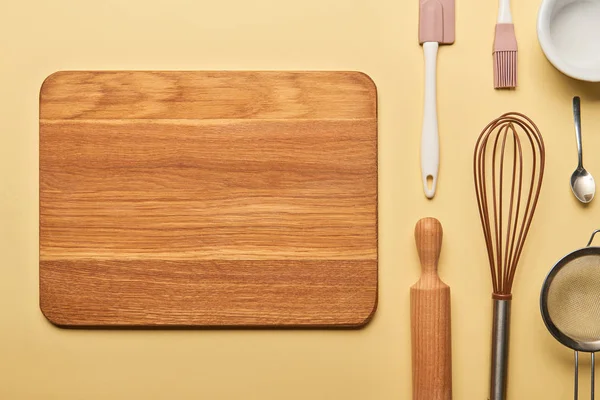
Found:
[573,96,583,169]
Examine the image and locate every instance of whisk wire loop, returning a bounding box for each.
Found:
[474,112,545,297]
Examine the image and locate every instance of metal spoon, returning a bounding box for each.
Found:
[570,96,595,203]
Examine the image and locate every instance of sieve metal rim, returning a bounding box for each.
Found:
[540,245,600,353]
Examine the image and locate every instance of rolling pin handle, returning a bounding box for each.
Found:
[415,217,443,276]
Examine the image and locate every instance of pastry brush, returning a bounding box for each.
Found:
[493,0,518,89]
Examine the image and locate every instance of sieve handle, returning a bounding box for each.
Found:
[576,352,579,400]
[586,229,600,247]
[491,299,511,400]
[591,352,594,400]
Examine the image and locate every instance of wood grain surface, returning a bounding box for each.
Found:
[411,218,452,399]
[39,71,378,327]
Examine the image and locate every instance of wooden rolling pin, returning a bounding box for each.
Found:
[411,217,452,400]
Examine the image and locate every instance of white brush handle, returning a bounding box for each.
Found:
[421,42,439,199]
[497,0,513,23]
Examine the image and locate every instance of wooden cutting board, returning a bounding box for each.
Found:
[39,71,378,327]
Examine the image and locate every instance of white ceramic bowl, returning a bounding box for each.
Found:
[538,0,600,81]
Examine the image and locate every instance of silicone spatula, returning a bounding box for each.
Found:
[419,0,455,199]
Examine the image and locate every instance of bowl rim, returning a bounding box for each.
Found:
[537,0,600,82]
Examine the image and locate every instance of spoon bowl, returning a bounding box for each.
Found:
[571,168,596,203]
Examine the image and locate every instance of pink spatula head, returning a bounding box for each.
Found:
[419,0,455,45]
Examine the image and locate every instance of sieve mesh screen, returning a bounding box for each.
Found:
[547,254,600,343]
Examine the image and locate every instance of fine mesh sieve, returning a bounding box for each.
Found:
[541,229,600,400]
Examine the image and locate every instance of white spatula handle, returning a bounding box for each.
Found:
[421,42,439,199]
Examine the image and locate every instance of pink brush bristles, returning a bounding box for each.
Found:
[493,23,518,89]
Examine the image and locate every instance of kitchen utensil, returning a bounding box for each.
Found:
[418,0,455,199]
[570,96,595,203]
[538,0,600,81]
[493,0,518,89]
[411,217,452,400]
[541,229,600,400]
[39,71,378,328]
[473,113,545,400]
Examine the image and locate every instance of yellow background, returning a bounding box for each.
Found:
[1,0,600,398]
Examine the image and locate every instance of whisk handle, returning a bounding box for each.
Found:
[491,298,511,400]
[415,217,443,275]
